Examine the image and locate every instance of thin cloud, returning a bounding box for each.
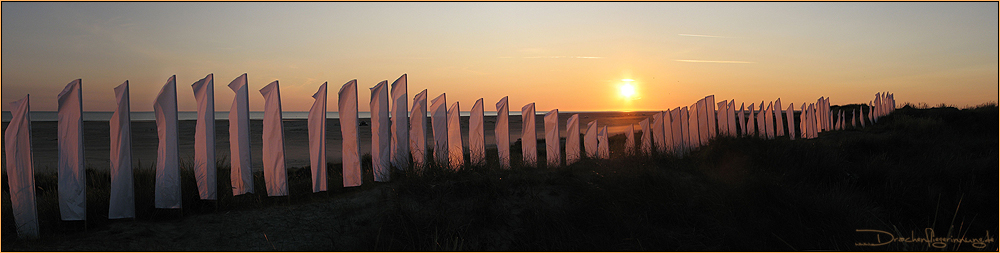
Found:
[675,59,756,64]
[678,33,729,38]
[515,56,603,59]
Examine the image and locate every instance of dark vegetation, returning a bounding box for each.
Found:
[3,103,997,251]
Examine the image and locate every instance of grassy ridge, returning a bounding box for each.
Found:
[3,103,997,251]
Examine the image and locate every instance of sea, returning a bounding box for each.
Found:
[1,111,536,122]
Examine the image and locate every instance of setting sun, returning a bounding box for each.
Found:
[620,80,637,99]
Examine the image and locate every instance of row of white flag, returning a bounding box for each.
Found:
[3,72,897,239]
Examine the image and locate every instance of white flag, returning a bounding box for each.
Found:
[544,109,561,167]
[774,98,785,136]
[308,82,328,192]
[689,101,701,148]
[339,80,362,187]
[584,120,598,158]
[765,102,775,139]
[109,81,134,219]
[757,102,766,138]
[5,95,39,238]
[447,101,464,170]
[370,81,391,181]
[639,118,651,155]
[469,98,485,166]
[816,97,825,132]
[597,126,610,159]
[661,111,673,154]
[683,106,695,150]
[191,74,217,200]
[670,108,684,154]
[410,89,428,171]
[154,76,181,209]
[727,100,737,137]
[738,103,747,136]
[566,114,581,165]
[652,112,665,154]
[706,95,716,139]
[57,79,86,220]
[624,123,635,155]
[786,103,796,140]
[390,74,409,171]
[800,103,808,139]
[717,100,729,137]
[228,74,254,195]
[495,97,510,169]
[521,103,537,167]
[698,99,710,146]
[430,93,449,166]
[260,81,288,196]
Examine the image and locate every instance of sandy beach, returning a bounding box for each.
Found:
[3,111,657,173]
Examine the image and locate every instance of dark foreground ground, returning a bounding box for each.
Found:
[3,104,997,251]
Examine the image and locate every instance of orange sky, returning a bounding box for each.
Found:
[3,2,997,112]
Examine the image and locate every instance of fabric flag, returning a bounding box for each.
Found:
[727,100,737,137]
[774,99,785,136]
[799,103,808,139]
[639,118,651,155]
[469,98,485,166]
[521,103,537,167]
[670,108,684,153]
[308,82,328,192]
[390,74,409,171]
[495,97,510,169]
[698,99,710,146]
[652,112,665,154]
[688,102,698,148]
[410,89,428,170]
[566,114,581,164]
[339,80,362,187]
[191,74,217,200]
[57,79,86,220]
[228,74,254,195]
[738,103,747,136]
[597,126,610,159]
[851,109,856,128]
[370,81,391,181]
[430,93,449,166]
[869,101,875,124]
[260,81,288,196]
[706,95,717,139]
[786,103,796,140]
[5,95,39,238]
[447,101,464,170]
[154,76,181,209]
[747,103,757,137]
[806,103,819,139]
[544,109,561,167]
[757,102,767,138]
[687,104,699,149]
[765,102,775,139]
[816,97,825,131]
[624,123,635,155]
[861,105,867,128]
[109,81,134,219]
[662,111,673,154]
[584,120,598,158]
[717,100,729,137]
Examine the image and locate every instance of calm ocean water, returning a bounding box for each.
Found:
[1,110,528,122]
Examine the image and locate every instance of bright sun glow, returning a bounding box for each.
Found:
[620,83,636,99]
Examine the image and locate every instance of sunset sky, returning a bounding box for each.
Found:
[2,2,997,113]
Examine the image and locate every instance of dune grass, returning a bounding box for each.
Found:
[3,104,997,251]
